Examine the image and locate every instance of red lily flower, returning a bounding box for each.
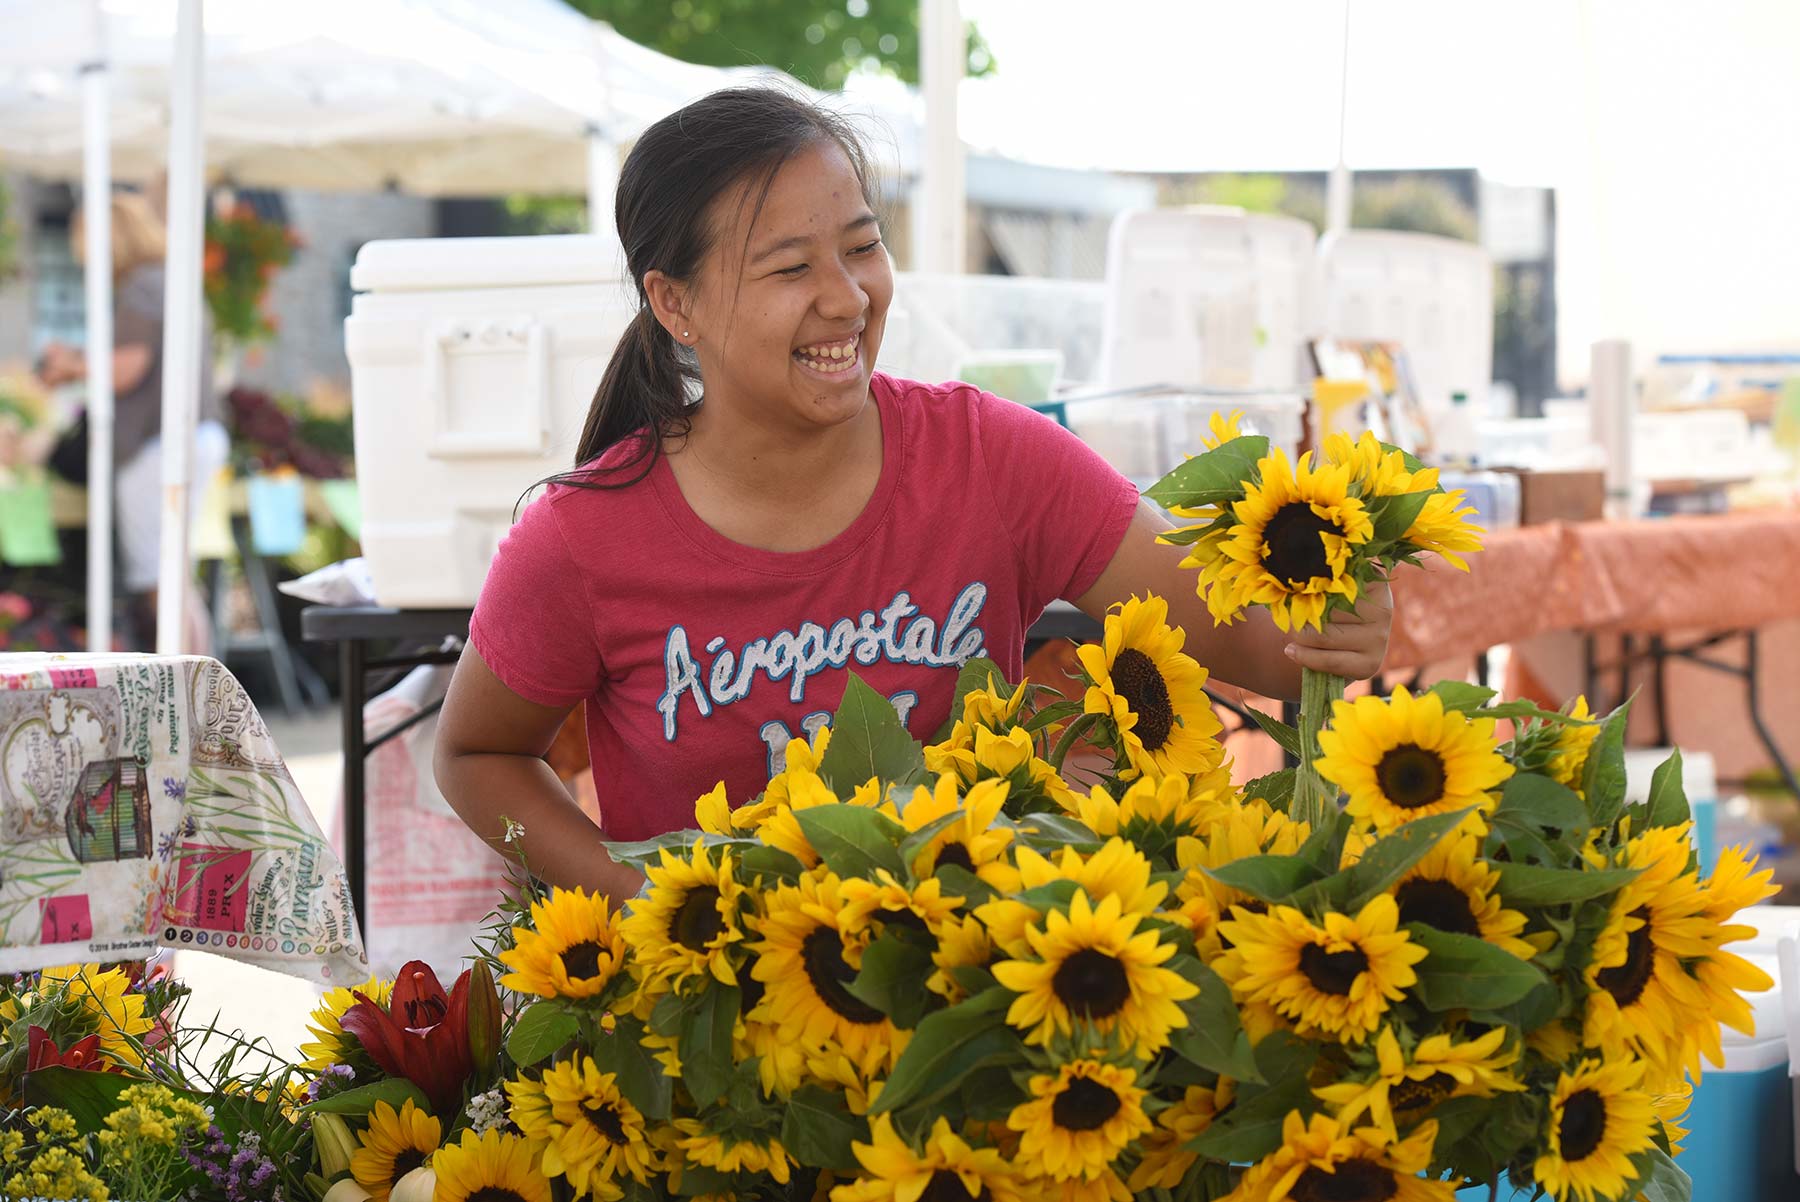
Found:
[338,961,473,1114]
[26,1026,106,1073]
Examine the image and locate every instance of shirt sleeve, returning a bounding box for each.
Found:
[972,388,1142,610]
[469,490,604,708]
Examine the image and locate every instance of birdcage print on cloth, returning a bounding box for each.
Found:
[65,757,152,863]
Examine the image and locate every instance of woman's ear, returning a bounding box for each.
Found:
[642,271,694,346]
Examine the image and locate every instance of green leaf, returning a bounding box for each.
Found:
[738,843,806,882]
[1468,980,1560,1032]
[1371,489,1434,543]
[795,804,908,880]
[1010,811,1100,848]
[603,830,742,869]
[1495,773,1589,832]
[1428,680,1498,713]
[1293,808,1471,914]
[1185,1073,1314,1163]
[847,934,936,1029]
[507,1000,580,1067]
[1296,809,1352,876]
[23,1065,137,1127]
[1645,749,1691,828]
[1482,699,1585,726]
[298,1076,431,1117]
[1494,862,1640,906]
[1582,700,1633,827]
[780,1084,868,1173]
[1155,520,1222,546]
[1144,435,1269,508]
[1202,854,1322,905]
[1166,960,1260,1082]
[671,1164,736,1197]
[872,993,1022,1114]
[896,810,967,872]
[1407,925,1548,1010]
[1242,706,1302,759]
[933,863,999,906]
[1022,698,1085,734]
[1630,1145,1691,1202]
[819,671,927,792]
[677,984,740,1107]
[1241,768,1296,810]
[592,1015,672,1120]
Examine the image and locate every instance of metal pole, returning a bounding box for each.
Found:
[1326,0,1353,234]
[916,0,965,274]
[585,124,619,262]
[156,0,204,654]
[81,0,113,652]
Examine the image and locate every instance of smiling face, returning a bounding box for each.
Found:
[663,139,893,437]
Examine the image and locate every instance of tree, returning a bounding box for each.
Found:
[562,0,993,91]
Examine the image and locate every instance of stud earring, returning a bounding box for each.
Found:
[682,330,691,340]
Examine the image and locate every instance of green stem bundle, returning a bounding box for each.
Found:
[1293,668,1348,829]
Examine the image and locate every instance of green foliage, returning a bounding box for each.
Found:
[506,1001,581,1067]
[817,671,926,793]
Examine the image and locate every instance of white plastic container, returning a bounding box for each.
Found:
[344,235,635,608]
[1060,388,1304,492]
[1098,207,1318,393]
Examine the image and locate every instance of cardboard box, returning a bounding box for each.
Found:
[1494,468,1605,525]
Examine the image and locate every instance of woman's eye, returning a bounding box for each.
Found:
[774,263,808,277]
[851,239,882,255]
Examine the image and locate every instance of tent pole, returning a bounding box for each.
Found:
[916,0,965,274]
[156,0,204,655]
[81,0,113,653]
[586,123,620,263]
[1326,0,1353,234]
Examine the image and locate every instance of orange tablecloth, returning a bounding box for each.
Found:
[1385,511,1800,670]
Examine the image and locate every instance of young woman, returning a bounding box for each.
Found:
[435,88,1391,904]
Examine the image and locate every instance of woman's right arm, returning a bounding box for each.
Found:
[434,641,645,906]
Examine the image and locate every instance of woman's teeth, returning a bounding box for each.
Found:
[795,338,860,373]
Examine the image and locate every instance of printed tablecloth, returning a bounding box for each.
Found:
[0,652,367,985]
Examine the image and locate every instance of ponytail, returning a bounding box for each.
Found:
[529,85,877,502]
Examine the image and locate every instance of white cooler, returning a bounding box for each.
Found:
[344,234,635,607]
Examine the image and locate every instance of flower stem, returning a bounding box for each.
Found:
[1049,712,1104,773]
[1293,667,1348,828]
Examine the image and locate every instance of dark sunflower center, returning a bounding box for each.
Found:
[1290,1159,1399,1202]
[1261,502,1339,585]
[1376,744,1448,809]
[1559,1089,1608,1161]
[1389,1071,1458,1115]
[920,1170,991,1202]
[467,1191,531,1202]
[801,926,886,1024]
[1051,949,1132,1019]
[1394,878,1480,936]
[739,972,766,1015]
[1299,943,1368,996]
[584,1101,626,1143]
[392,1149,425,1180]
[935,842,975,873]
[1052,1077,1124,1131]
[560,940,604,981]
[671,886,724,952]
[1111,648,1175,751]
[1595,908,1654,1007]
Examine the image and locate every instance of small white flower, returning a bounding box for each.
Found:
[466,1087,508,1134]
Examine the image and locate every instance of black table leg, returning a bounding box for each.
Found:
[1742,629,1800,802]
[341,638,367,927]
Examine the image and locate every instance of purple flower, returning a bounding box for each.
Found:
[305,1062,356,1102]
[164,777,187,801]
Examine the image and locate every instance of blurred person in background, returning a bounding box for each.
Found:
[38,191,227,648]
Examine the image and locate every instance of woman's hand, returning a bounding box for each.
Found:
[1284,579,1394,680]
[38,343,85,387]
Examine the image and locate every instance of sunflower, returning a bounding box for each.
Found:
[956,674,1031,733]
[1402,490,1483,570]
[1213,895,1427,1043]
[749,870,901,1068]
[432,1127,552,1202]
[300,974,393,1070]
[1652,1082,1691,1156]
[672,1116,793,1184]
[1127,1079,1234,1191]
[927,723,1078,812]
[897,775,1016,887]
[1195,448,1375,632]
[1322,430,1423,496]
[831,1114,1024,1202]
[1075,594,1222,780]
[841,869,965,946]
[1027,1168,1133,1202]
[621,843,747,991]
[1546,697,1601,797]
[1073,771,1227,867]
[929,914,996,1003]
[508,1058,653,1200]
[1532,1056,1656,1202]
[1173,797,1310,956]
[1162,411,1250,541]
[37,964,154,1069]
[1390,831,1536,959]
[351,1099,440,1201]
[991,889,1198,1056]
[1315,686,1513,833]
[1681,844,1780,1074]
[1007,1060,1151,1181]
[978,839,1168,958]
[1228,1112,1450,1202]
[499,886,628,1000]
[1313,1025,1522,1137]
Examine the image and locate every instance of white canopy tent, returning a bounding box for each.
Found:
[0,0,919,652]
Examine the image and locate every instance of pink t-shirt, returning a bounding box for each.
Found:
[469,372,1140,841]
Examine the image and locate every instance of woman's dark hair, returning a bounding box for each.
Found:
[553,86,879,491]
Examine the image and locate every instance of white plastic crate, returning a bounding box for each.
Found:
[344,234,635,607]
[1061,388,1304,492]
